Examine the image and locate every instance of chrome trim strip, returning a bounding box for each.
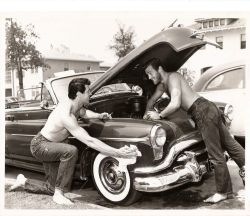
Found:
[175,131,200,142]
[6,106,43,112]
[9,134,150,143]
[99,137,149,143]
[10,134,35,137]
[134,137,203,174]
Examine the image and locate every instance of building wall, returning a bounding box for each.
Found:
[43,59,100,80]
[183,27,246,82]
[8,59,101,96]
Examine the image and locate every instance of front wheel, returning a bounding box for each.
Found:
[92,153,141,206]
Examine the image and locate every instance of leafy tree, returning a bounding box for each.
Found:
[6,19,49,95]
[109,22,136,60]
[178,68,196,86]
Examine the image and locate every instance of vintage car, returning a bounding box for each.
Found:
[193,60,246,147]
[5,96,19,109]
[5,27,231,205]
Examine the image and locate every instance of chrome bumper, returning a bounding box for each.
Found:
[134,152,208,192]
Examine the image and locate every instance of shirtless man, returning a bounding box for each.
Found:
[143,58,245,204]
[10,78,137,205]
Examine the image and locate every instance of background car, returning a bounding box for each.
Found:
[6,27,230,205]
[193,60,246,147]
[5,96,19,109]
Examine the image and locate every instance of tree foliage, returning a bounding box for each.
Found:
[6,19,49,92]
[109,23,136,60]
[178,68,196,86]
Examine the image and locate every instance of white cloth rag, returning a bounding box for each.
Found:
[116,145,142,172]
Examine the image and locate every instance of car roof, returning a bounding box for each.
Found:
[193,59,245,92]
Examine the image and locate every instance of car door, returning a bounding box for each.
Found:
[5,85,54,161]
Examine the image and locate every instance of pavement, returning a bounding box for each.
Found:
[4,160,246,210]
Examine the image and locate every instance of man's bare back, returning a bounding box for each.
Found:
[164,72,200,111]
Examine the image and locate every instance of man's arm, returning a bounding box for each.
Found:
[144,83,164,117]
[61,113,134,158]
[84,109,101,119]
[159,75,181,118]
[80,109,111,119]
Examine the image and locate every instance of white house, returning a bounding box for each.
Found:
[183,18,246,82]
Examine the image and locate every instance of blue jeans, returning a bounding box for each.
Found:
[188,97,245,195]
[24,132,78,195]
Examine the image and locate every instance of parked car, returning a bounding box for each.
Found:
[193,60,246,147]
[5,96,19,109]
[5,27,231,205]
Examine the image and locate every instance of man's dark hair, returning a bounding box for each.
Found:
[144,58,167,72]
[68,78,91,100]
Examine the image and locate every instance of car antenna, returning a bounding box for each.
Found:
[161,19,178,31]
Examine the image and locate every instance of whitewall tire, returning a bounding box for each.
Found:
[92,153,141,205]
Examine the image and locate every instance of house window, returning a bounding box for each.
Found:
[209,21,213,27]
[203,22,208,28]
[64,62,69,71]
[240,34,246,49]
[214,20,219,26]
[87,65,91,71]
[216,36,223,48]
[220,19,225,25]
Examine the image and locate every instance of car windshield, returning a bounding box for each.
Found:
[206,67,245,91]
[51,72,104,102]
[93,83,132,97]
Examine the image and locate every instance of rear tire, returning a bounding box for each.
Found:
[92,153,141,206]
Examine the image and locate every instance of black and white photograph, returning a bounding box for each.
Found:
[0,1,249,216]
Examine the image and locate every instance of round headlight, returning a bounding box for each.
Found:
[150,124,167,147]
[155,127,166,147]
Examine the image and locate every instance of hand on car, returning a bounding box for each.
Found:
[143,113,150,120]
[99,112,112,119]
[145,111,161,120]
[117,145,139,158]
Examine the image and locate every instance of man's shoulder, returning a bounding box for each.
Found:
[168,72,182,81]
[168,71,179,77]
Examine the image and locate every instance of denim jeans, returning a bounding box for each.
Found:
[188,97,245,195]
[25,132,78,195]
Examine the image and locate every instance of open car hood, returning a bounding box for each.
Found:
[91,27,220,95]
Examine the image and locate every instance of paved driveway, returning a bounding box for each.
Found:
[5,160,245,210]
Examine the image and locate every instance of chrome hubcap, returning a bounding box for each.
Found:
[100,157,127,194]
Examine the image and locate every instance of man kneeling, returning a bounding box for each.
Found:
[10,78,137,205]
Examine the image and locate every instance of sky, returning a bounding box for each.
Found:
[5,10,246,66]
[2,0,249,66]
[5,11,197,65]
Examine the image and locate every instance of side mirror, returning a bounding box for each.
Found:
[40,99,49,109]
